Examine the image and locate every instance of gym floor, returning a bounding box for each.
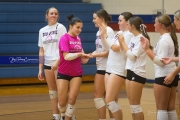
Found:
[0,83,179,120]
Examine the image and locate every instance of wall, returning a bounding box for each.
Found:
[88,0,179,14]
[146,33,180,80]
[85,0,180,81]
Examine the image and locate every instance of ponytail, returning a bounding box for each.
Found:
[170,23,178,56]
[140,24,153,49]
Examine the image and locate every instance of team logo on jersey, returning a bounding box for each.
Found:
[43,30,58,37]
[96,36,103,48]
[95,40,102,48]
[42,30,58,44]
[70,45,82,52]
[113,34,119,43]
[69,41,81,45]
[69,39,82,52]
[96,35,101,39]
[96,44,102,48]
[129,42,135,51]
[43,35,58,44]
[74,45,81,50]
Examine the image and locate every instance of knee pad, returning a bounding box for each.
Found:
[65,104,75,117]
[94,98,105,109]
[58,104,66,113]
[107,101,120,113]
[116,102,121,109]
[49,90,58,99]
[130,105,142,113]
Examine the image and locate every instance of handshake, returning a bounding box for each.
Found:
[81,51,97,64]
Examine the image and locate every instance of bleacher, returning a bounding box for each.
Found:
[0,0,101,83]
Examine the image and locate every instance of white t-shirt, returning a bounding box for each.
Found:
[95,26,115,70]
[38,22,67,66]
[154,33,176,78]
[178,45,180,77]
[106,30,133,76]
[125,34,147,78]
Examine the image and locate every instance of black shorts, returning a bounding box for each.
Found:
[57,72,82,81]
[126,69,146,84]
[126,69,133,80]
[155,75,179,88]
[105,72,126,79]
[96,70,106,75]
[44,65,51,70]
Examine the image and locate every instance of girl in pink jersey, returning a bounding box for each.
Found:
[57,15,91,120]
[38,7,67,120]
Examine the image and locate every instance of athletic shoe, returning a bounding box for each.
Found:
[52,116,59,120]
[72,116,76,120]
[60,116,65,120]
[59,116,76,120]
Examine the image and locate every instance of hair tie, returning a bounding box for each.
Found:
[140,24,147,36]
[140,24,146,31]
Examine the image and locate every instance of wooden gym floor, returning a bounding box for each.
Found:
[0,83,180,120]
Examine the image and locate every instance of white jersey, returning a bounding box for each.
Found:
[95,26,115,70]
[125,34,147,78]
[106,30,133,76]
[154,33,176,78]
[178,45,180,78]
[38,22,67,66]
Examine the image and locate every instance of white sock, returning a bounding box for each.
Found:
[53,114,60,120]
[157,110,168,120]
[168,110,178,120]
[61,113,65,117]
[72,114,76,120]
[110,118,115,120]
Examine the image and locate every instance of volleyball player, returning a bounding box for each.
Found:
[160,10,180,110]
[99,12,133,120]
[56,15,91,120]
[91,9,115,120]
[118,16,151,120]
[38,7,67,120]
[141,14,178,120]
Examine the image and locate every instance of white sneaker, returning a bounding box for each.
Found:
[60,116,65,120]
[72,115,76,120]
[59,115,75,120]
[52,116,60,120]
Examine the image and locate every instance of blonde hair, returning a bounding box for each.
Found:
[174,10,180,19]
[157,14,178,56]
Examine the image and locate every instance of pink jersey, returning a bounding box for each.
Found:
[58,33,83,76]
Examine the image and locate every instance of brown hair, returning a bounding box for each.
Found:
[45,7,59,22]
[129,16,152,49]
[120,12,133,21]
[67,14,82,31]
[157,14,178,56]
[94,9,111,23]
